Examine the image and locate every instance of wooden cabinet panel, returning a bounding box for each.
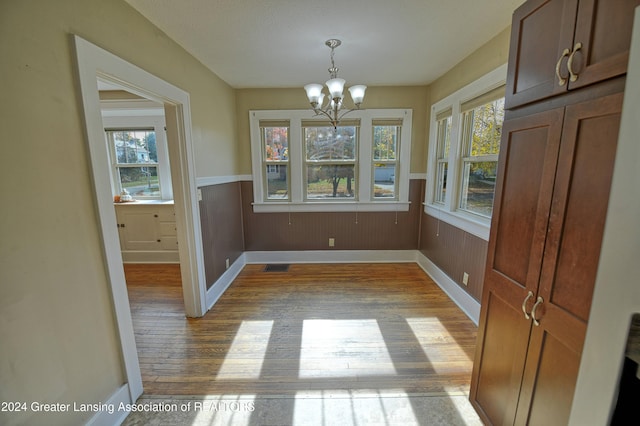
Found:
[490,110,563,286]
[505,0,578,108]
[516,331,581,425]
[540,92,623,322]
[472,291,532,424]
[506,0,638,109]
[471,108,564,425]
[570,0,640,90]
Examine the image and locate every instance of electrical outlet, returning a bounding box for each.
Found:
[225,258,230,269]
[462,272,469,286]
[328,238,335,247]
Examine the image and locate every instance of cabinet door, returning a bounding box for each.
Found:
[569,0,640,90]
[118,209,161,251]
[513,92,623,426]
[505,0,579,108]
[470,108,565,425]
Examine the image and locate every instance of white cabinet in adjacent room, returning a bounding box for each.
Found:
[115,203,178,263]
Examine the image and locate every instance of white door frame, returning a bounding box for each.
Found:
[74,35,207,401]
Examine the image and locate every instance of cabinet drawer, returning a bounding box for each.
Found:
[159,222,177,236]
[160,236,178,250]
[157,206,175,221]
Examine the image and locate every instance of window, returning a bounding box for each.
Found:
[303,122,358,200]
[372,119,401,199]
[250,109,412,212]
[433,110,451,205]
[260,121,290,200]
[105,129,160,197]
[102,113,172,200]
[426,64,507,240]
[459,90,504,217]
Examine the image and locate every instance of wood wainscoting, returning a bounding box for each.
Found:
[125,262,477,396]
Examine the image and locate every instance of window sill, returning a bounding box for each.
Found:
[424,203,490,241]
[253,201,411,213]
[114,199,174,206]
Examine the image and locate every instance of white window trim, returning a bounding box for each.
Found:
[425,64,507,241]
[102,113,173,201]
[250,109,412,213]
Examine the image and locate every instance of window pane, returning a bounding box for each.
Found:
[265,165,288,199]
[434,116,451,204]
[435,162,448,204]
[373,126,398,160]
[118,166,159,197]
[109,130,157,164]
[373,164,396,198]
[459,161,498,217]
[263,127,288,161]
[305,126,356,161]
[437,117,451,159]
[306,165,356,199]
[465,98,504,157]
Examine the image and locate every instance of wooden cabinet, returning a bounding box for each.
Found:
[471,93,623,425]
[470,0,634,424]
[505,0,639,109]
[115,203,178,262]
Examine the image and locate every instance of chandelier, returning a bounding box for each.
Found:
[304,39,367,129]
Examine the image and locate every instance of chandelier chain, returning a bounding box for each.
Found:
[329,43,338,78]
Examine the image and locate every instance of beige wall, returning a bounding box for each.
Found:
[235,86,430,174]
[0,0,236,425]
[428,27,511,106]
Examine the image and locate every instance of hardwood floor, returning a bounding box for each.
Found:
[124,263,477,398]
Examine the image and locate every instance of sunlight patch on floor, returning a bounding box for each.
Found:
[299,319,397,378]
[215,320,274,380]
[293,389,419,425]
[406,317,471,372]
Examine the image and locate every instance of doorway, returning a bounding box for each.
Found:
[74,35,207,402]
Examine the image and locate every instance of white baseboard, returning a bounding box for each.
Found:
[244,250,417,264]
[85,384,132,426]
[415,251,480,325]
[205,253,247,311]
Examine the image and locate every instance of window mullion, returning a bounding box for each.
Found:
[446,103,462,212]
[289,119,303,203]
[359,117,373,202]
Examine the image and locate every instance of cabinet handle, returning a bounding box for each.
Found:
[531,296,544,326]
[555,48,571,86]
[567,42,582,82]
[522,291,534,320]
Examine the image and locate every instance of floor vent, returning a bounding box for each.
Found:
[263,264,290,272]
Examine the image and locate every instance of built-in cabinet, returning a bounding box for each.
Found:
[115,203,178,263]
[470,0,639,424]
[505,0,638,109]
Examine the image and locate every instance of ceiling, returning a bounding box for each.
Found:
[125,0,522,89]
